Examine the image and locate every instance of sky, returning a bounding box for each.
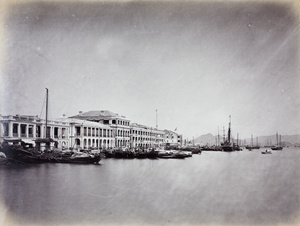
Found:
[0,0,300,139]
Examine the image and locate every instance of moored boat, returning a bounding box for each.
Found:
[271,133,283,150]
[157,150,186,159]
[261,149,272,154]
[221,116,234,152]
[0,138,42,164]
[49,152,101,164]
[271,146,283,150]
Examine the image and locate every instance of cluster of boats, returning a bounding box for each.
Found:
[0,138,102,165]
[0,138,198,165]
[102,147,194,159]
[0,136,283,165]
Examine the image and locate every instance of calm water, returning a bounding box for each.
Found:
[1,148,300,226]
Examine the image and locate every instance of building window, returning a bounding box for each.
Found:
[76,127,81,136]
[3,123,9,136]
[84,139,87,149]
[21,124,26,137]
[54,127,59,138]
[36,126,41,138]
[46,127,51,138]
[28,125,34,138]
[13,124,18,137]
[62,128,67,139]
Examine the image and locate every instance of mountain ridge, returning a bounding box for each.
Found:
[193,134,300,146]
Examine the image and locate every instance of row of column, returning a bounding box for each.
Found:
[80,127,114,138]
[2,121,68,140]
[74,138,114,149]
[3,122,37,138]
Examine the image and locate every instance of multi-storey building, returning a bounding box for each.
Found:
[69,110,130,148]
[67,118,114,150]
[0,114,69,149]
[130,123,165,148]
[164,129,183,147]
[1,111,182,151]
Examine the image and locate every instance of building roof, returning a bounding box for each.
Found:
[164,129,180,136]
[70,110,128,120]
[131,123,165,134]
[63,118,111,129]
[0,114,39,122]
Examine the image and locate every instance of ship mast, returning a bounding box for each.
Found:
[227,115,231,143]
[217,127,220,146]
[45,88,49,139]
[279,134,281,146]
[156,109,158,129]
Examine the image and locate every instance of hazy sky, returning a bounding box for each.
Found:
[1,0,299,139]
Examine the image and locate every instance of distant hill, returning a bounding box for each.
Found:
[194,133,217,145]
[193,134,300,147]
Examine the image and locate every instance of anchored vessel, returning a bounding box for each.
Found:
[271,133,283,150]
[221,116,234,152]
[261,149,272,154]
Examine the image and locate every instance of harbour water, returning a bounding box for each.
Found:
[1,148,300,226]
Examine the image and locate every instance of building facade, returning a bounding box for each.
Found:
[70,110,131,148]
[67,118,114,150]
[0,114,69,149]
[1,111,183,151]
[130,123,165,148]
[164,129,183,147]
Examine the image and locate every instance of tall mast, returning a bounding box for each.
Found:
[45,88,49,138]
[218,127,220,146]
[156,109,158,129]
[279,134,281,146]
[227,115,231,142]
[150,127,152,148]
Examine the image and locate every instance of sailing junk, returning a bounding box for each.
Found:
[221,116,234,152]
[271,133,283,150]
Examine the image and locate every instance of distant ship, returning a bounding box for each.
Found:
[221,116,234,152]
[245,135,260,150]
[271,133,283,150]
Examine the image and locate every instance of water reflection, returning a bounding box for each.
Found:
[1,149,300,225]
